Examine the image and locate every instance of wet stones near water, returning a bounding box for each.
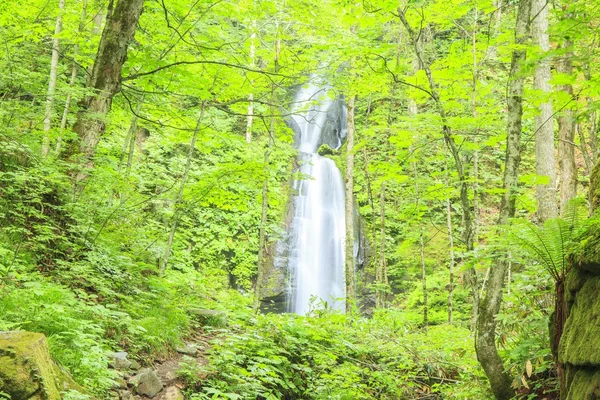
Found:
[129,368,163,398]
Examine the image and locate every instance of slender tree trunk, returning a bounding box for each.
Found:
[557,38,577,212]
[160,103,205,274]
[532,0,558,222]
[254,35,280,312]
[379,182,387,294]
[56,0,89,156]
[42,0,65,157]
[398,9,478,326]
[345,94,356,312]
[72,0,144,160]
[476,1,531,398]
[446,159,455,325]
[414,162,427,331]
[245,21,256,144]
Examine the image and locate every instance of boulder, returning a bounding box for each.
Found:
[109,351,132,370]
[561,204,600,399]
[129,368,163,398]
[0,331,82,400]
[175,343,198,356]
[159,386,184,400]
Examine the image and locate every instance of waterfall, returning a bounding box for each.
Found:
[285,84,347,315]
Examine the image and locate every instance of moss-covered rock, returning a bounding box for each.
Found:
[0,331,83,400]
[571,222,600,274]
[559,277,600,366]
[564,369,600,400]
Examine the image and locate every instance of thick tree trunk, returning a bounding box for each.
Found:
[345,94,356,312]
[476,0,531,398]
[532,0,558,223]
[72,0,144,159]
[42,0,65,157]
[557,39,577,212]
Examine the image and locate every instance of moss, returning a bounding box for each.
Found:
[565,369,600,400]
[559,277,600,366]
[0,331,85,399]
[317,144,337,156]
[570,223,600,274]
[0,331,61,399]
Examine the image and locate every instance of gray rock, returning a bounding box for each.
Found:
[119,390,134,400]
[175,343,198,356]
[129,359,141,370]
[109,352,132,370]
[129,368,163,398]
[162,386,184,400]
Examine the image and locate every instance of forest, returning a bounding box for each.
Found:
[2,0,600,399]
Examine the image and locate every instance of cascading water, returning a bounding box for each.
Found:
[285,84,347,315]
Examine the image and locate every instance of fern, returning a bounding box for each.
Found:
[509,199,587,281]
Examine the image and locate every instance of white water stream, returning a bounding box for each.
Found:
[287,85,346,314]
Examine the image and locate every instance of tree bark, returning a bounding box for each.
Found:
[56,0,89,156]
[42,0,65,157]
[446,158,455,325]
[345,94,356,313]
[72,0,144,160]
[532,0,558,223]
[398,9,478,325]
[245,21,256,144]
[476,1,531,398]
[413,162,427,331]
[160,103,205,274]
[254,35,280,312]
[557,38,577,213]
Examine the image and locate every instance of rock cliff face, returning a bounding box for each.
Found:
[560,164,600,399]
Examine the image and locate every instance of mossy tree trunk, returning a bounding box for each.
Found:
[71,0,144,161]
[476,0,531,398]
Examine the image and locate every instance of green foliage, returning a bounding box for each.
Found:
[192,310,489,399]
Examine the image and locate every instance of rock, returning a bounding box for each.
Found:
[109,351,132,370]
[0,331,82,400]
[160,386,184,400]
[187,309,227,326]
[119,389,135,400]
[129,359,141,370]
[129,368,163,398]
[175,343,198,356]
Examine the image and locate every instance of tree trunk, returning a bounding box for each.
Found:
[245,21,256,144]
[254,35,280,312]
[446,159,455,325]
[72,0,144,160]
[42,0,65,157]
[476,0,531,398]
[398,9,478,326]
[414,162,427,331]
[532,0,558,223]
[557,39,577,213]
[56,0,89,156]
[379,182,387,294]
[345,94,356,312]
[160,103,205,274]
